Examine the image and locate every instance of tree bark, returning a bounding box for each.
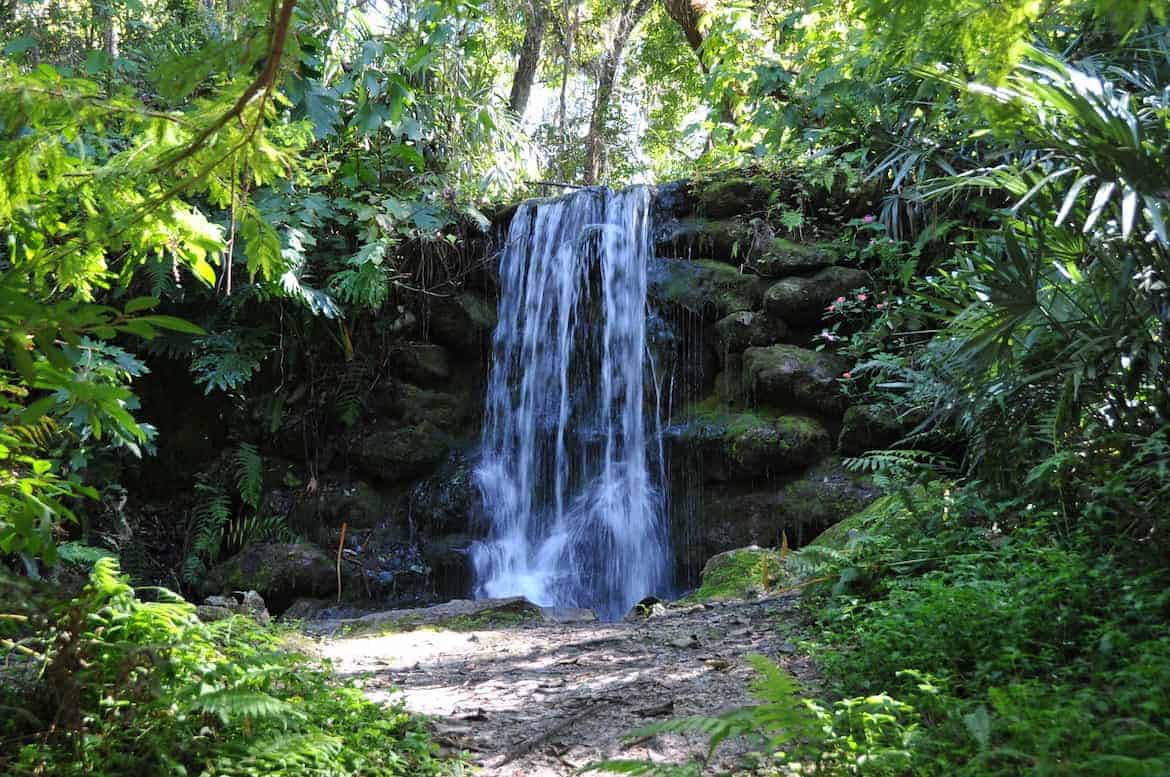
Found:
[661,0,703,60]
[583,0,654,184]
[508,0,549,117]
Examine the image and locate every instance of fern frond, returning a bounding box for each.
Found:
[586,760,702,776]
[232,443,263,508]
[187,689,303,725]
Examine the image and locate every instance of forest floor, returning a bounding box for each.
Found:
[316,594,814,775]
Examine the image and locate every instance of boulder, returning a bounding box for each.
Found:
[838,404,906,454]
[763,266,869,326]
[384,383,472,431]
[679,459,882,563]
[752,239,839,277]
[684,546,790,602]
[714,310,789,356]
[667,410,830,482]
[344,596,543,634]
[425,292,497,356]
[406,451,481,536]
[697,176,772,218]
[387,342,452,386]
[655,218,759,264]
[742,344,849,417]
[204,543,336,612]
[647,258,768,320]
[352,421,453,482]
[198,591,271,625]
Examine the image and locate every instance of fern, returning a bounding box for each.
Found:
[232,443,263,509]
[187,688,303,725]
[184,482,231,584]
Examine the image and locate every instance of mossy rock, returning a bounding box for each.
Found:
[655,218,757,264]
[203,542,337,612]
[752,239,840,277]
[385,383,472,431]
[838,403,906,454]
[763,266,869,326]
[667,409,830,481]
[387,342,452,386]
[678,458,881,562]
[742,344,850,417]
[353,421,454,482]
[406,450,481,536]
[647,258,768,320]
[426,292,498,355]
[697,176,773,218]
[683,546,791,602]
[714,310,789,356]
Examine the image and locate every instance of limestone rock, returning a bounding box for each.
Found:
[682,459,881,561]
[204,543,335,612]
[763,266,869,326]
[752,239,839,277]
[345,596,543,634]
[667,410,830,482]
[838,404,906,454]
[387,342,452,386]
[647,258,767,320]
[196,605,234,622]
[353,421,453,481]
[714,310,789,356]
[655,218,756,264]
[697,176,772,218]
[406,451,481,536]
[385,383,472,431]
[686,546,789,602]
[426,292,498,355]
[742,344,849,417]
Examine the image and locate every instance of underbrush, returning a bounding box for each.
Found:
[593,484,1170,775]
[0,558,460,777]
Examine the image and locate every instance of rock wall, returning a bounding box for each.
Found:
[183,170,886,609]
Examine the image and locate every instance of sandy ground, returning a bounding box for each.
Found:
[316,594,814,776]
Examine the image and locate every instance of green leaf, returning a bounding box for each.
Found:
[135,316,205,335]
[124,297,160,314]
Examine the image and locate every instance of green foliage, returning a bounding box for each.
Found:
[0,558,459,776]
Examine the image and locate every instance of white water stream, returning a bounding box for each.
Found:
[471,186,670,620]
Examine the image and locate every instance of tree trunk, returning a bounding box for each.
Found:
[661,0,703,60]
[509,0,549,117]
[583,0,654,184]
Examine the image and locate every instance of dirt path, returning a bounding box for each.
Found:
[316,595,813,775]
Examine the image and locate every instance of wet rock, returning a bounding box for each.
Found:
[742,344,849,417]
[697,176,772,218]
[345,596,543,634]
[655,218,758,264]
[426,292,497,356]
[383,383,472,431]
[421,532,475,598]
[651,179,696,220]
[838,403,906,454]
[751,239,840,277]
[352,421,454,482]
[666,410,830,481]
[387,342,452,386]
[407,451,482,536]
[647,258,767,320]
[763,266,869,326]
[684,459,881,559]
[714,310,789,356]
[204,542,335,612]
[624,596,670,620]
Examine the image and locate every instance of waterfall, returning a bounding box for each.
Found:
[471,186,671,621]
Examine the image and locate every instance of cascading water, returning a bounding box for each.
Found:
[471,186,671,621]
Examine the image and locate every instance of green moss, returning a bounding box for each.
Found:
[681,546,790,602]
[696,175,773,218]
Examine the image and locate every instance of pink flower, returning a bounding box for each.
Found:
[835,296,846,303]
[842,371,853,379]
[876,302,887,310]
[857,293,868,302]
[863,215,875,223]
